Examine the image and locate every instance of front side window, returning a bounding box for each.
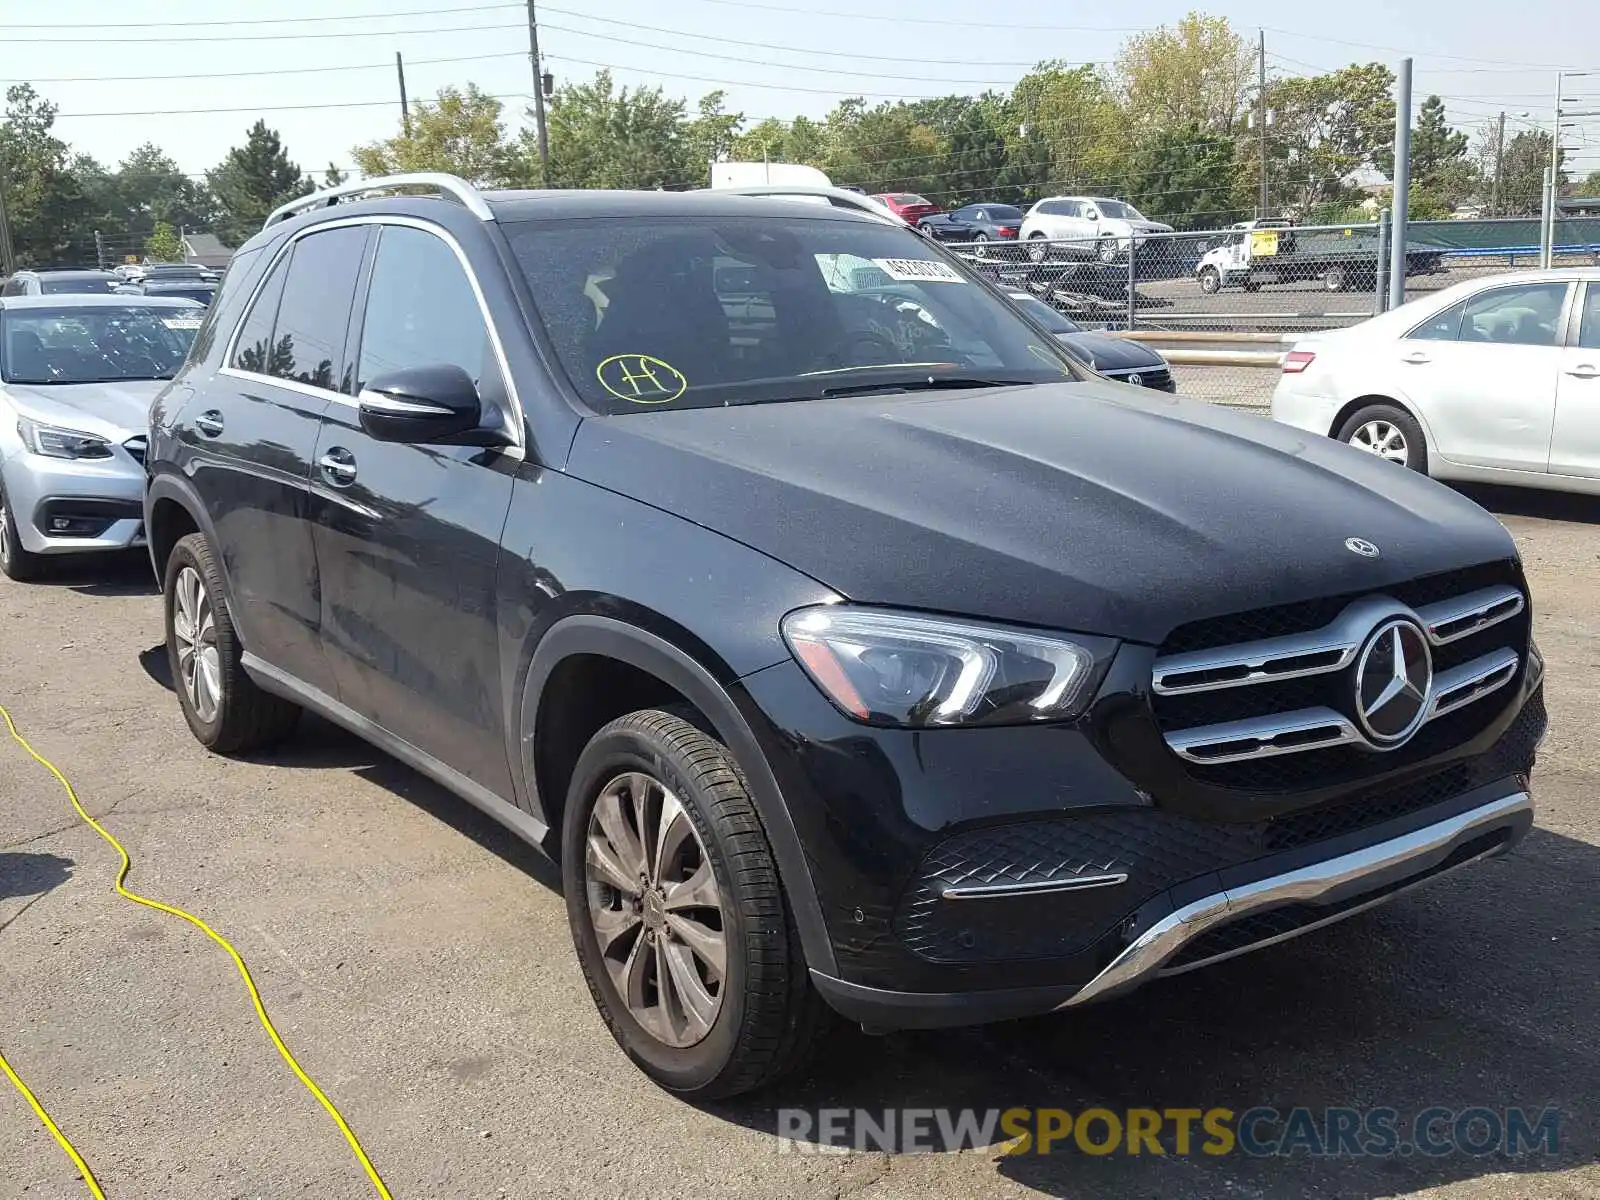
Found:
[357,224,497,394]
[506,214,1079,415]
[0,306,196,384]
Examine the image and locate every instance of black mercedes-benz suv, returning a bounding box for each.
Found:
[144,175,1544,1098]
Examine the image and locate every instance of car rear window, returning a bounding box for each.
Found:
[894,194,932,205]
[504,214,1079,415]
[39,276,119,295]
[982,206,1024,221]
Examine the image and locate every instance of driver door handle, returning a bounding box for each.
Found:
[194,410,224,437]
[1402,351,1431,365]
[1566,363,1600,379]
[318,448,357,486]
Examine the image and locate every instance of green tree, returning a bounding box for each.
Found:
[1494,130,1564,217]
[208,121,310,247]
[535,71,689,190]
[114,143,217,234]
[1114,13,1253,136]
[945,100,1009,205]
[325,163,346,187]
[0,84,91,266]
[1260,63,1396,212]
[681,91,744,185]
[1006,63,1121,196]
[1122,123,1241,227]
[145,221,185,262]
[354,84,513,185]
[1411,96,1468,182]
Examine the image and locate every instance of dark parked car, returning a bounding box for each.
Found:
[918,203,1025,244]
[1,269,121,297]
[115,278,218,307]
[1004,289,1177,391]
[146,175,1543,1099]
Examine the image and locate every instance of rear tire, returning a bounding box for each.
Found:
[1026,233,1051,263]
[163,532,301,752]
[0,486,45,582]
[562,709,829,1098]
[1323,264,1349,292]
[1335,403,1428,473]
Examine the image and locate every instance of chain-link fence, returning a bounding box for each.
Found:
[947,214,1600,410]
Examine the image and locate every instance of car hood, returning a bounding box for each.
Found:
[567,383,1518,643]
[3,379,164,441]
[1056,332,1167,372]
[1126,220,1175,235]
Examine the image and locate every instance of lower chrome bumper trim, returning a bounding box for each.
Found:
[1062,790,1531,1008]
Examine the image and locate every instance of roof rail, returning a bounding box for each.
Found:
[715,185,912,228]
[263,172,495,230]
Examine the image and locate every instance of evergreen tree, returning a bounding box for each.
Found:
[207,121,309,247]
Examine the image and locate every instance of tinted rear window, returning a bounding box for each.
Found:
[40,276,119,295]
[505,214,1079,415]
[980,206,1024,221]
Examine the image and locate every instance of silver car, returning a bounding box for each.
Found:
[0,294,203,580]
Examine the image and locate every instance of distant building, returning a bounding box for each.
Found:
[183,232,234,268]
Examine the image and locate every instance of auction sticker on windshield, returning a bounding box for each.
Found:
[872,259,965,283]
[162,316,203,330]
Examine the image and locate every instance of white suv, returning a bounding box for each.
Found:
[1019,197,1174,263]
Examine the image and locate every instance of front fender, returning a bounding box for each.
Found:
[518,613,838,976]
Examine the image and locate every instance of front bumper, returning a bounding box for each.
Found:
[2,449,146,554]
[737,632,1544,1027]
[812,785,1531,1028]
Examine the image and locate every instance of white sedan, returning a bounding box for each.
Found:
[1271,268,1600,494]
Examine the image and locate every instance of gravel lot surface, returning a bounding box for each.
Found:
[1,477,1596,1200]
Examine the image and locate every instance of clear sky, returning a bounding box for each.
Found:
[2,0,1592,184]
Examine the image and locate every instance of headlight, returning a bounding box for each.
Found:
[17,417,112,460]
[781,606,1113,727]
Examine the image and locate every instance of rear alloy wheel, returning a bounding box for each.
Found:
[1097,236,1121,264]
[163,532,301,752]
[0,487,45,582]
[563,709,829,1097]
[971,231,989,259]
[1335,403,1428,473]
[1026,233,1051,263]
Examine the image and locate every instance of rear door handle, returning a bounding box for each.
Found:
[1566,364,1600,379]
[318,448,357,486]
[1402,351,1431,365]
[194,410,224,437]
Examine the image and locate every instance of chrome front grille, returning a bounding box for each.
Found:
[1153,578,1526,779]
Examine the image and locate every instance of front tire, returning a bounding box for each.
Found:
[1198,266,1222,294]
[1323,264,1349,292]
[562,709,827,1098]
[163,532,301,752]
[1335,403,1428,473]
[0,486,45,582]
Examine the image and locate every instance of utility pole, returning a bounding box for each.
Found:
[526,0,550,185]
[1257,29,1268,218]
[1490,111,1506,217]
[396,52,411,138]
[1388,57,1413,312]
[1545,72,1562,267]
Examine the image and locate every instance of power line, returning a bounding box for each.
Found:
[0,19,527,44]
[53,94,524,119]
[540,23,1028,85]
[623,0,1154,33]
[2,51,529,86]
[0,3,521,29]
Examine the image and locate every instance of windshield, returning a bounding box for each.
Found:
[40,276,119,295]
[1096,201,1146,221]
[506,215,1079,414]
[1007,294,1081,335]
[1,306,198,384]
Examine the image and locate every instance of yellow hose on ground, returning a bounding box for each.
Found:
[0,703,394,1199]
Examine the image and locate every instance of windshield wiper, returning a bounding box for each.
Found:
[821,375,1036,398]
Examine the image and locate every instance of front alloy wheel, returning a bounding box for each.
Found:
[584,771,726,1047]
[0,488,44,581]
[1334,403,1427,473]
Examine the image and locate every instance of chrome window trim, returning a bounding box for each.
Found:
[220,213,525,456]
[356,387,454,417]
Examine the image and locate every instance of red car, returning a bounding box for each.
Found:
[870,192,942,222]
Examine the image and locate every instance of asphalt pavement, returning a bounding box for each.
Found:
[1,477,1596,1200]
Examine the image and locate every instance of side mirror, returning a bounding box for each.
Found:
[1084,209,1100,221]
[358,363,497,446]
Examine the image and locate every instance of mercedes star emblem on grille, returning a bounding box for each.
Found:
[1354,617,1433,745]
[1345,537,1381,558]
